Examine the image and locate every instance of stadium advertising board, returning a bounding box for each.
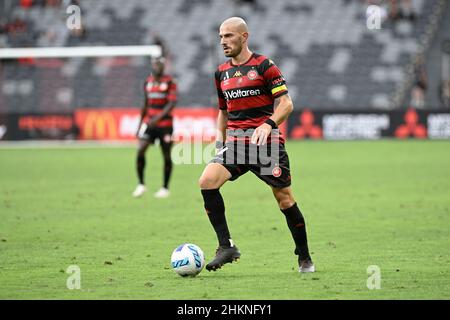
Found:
[426,113,450,139]
[2,108,449,141]
[3,113,77,140]
[288,108,450,140]
[74,108,218,141]
[171,108,218,142]
[75,109,120,140]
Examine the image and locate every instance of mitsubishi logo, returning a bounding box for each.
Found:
[291,109,322,139]
[395,108,427,138]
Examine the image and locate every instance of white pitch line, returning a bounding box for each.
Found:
[0,140,136,149]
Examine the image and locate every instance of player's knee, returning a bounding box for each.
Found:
[274,190,295,210]
[278,198,295,210]
[137,147,147,157]
[198,175,219,190]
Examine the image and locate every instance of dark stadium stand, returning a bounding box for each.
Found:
[0,0,448,113]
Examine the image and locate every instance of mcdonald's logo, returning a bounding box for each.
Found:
[83,111,118,139]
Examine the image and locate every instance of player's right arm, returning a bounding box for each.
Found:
[215,69,228,150]
[136,82,149,137]
[216,110,228,150]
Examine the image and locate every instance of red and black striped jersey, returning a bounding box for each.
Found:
[215,53,288,143]
[144,74,177,128]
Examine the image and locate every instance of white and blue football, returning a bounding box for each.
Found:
[171,243,205,277]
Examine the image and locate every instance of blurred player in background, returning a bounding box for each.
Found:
[199,17,314,272]
[133,57,177,198]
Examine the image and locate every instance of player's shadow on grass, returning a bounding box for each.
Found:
[196,271,315,280]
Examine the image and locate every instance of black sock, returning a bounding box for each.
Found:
[162,143,172,189]
[281,203,311,261]
[201,189,231,247]
[163,157,172,189]
[137,154,146,185]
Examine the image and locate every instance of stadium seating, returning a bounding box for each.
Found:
[0,0,445,113]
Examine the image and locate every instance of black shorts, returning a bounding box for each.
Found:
[211,142,292,189]
[138,124,173,145]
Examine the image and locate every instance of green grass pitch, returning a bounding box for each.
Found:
[0,140,449,299]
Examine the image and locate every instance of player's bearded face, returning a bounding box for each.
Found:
[220,32,243,58]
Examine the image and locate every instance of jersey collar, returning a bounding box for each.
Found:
[229,52,255,67]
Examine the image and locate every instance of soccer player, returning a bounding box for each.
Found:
[199,17,315,272]
[133,57,177,198]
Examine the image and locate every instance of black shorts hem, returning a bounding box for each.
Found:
[211,143,292,189]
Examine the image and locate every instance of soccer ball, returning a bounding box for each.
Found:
[171,243,205,277]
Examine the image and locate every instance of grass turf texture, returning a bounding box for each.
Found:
[0,140,449,300]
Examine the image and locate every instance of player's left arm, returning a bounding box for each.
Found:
[269,94,293,126]
[251,60,293,146]
[251,95,293,145]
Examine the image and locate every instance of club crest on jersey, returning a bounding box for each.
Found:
[272,165,282,178]
[159,82,168,91]
[247,69,258,80]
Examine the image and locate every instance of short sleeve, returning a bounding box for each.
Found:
[215,70,227,110]
[262,59,289,99]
